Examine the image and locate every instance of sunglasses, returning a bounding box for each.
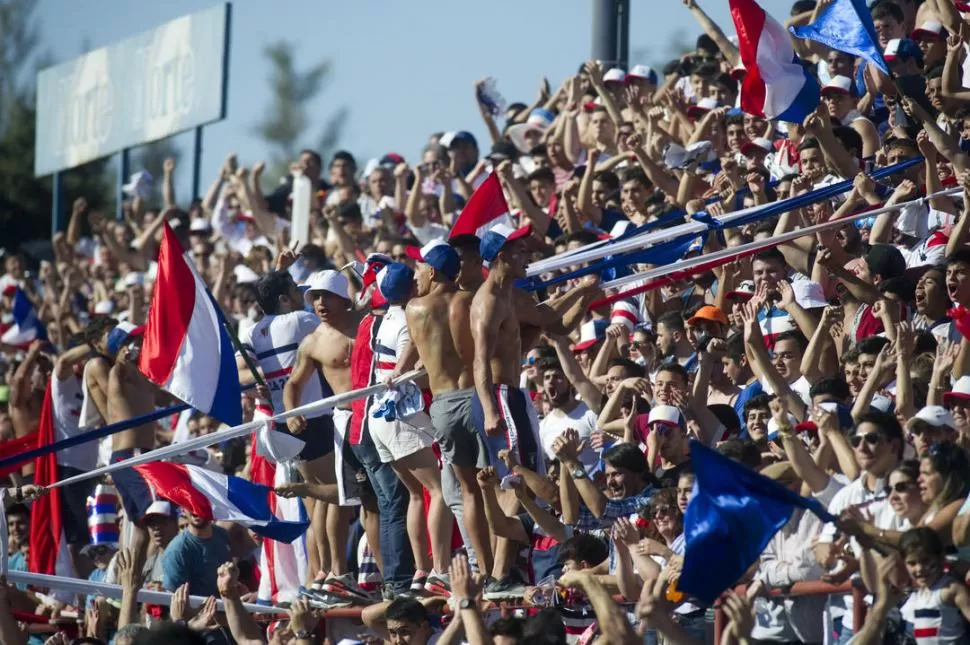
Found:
[890,481,916,493]
[649,504,675,518]
[850,431,883,448]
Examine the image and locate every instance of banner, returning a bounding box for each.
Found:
[34,3,229,176]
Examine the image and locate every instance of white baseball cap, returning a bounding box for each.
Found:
[906,405,957,431]
[301,270,350,304]
[792,280,828,309]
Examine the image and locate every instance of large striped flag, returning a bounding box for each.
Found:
[29,383,76,588]
[133,460,308,543]
[250,396,308,604]
[448,172,515,240]
[730,0,820,122]
[139,223,242,426]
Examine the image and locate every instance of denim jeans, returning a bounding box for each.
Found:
[352,435,414,593]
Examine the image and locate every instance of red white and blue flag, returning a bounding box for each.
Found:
[29,383,76,585]
[448,172,515,240]
[1,287,47,347]
[139,223,242,426]
[730,0,820,122]
[250,396,308,604]
[133,461,309,543]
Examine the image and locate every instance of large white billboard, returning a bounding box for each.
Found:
[34,3,229,176]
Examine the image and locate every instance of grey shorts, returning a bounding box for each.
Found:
[429,388,488,469]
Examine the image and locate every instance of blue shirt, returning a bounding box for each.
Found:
[7,550,27,590]
[86,566,108,609]
[162,526,231,596]
[735,380,764,434]
[574,485,655,532]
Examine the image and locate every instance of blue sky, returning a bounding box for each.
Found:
[34,0,767,195]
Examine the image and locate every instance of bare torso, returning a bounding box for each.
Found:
[451,290,477,390]
[406,286,465,395]
[471,280,521,387]
[306,323,354,395]
[108,360,157,451]
[10,391,40,477]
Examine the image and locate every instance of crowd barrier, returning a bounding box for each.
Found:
[47,369,426,490]
[712,580,860,642]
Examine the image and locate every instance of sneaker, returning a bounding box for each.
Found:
[483,575,527,601]
[425,572,451,597]
[411,570,429,593]
[322,573,373,603]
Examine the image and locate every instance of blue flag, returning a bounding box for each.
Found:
[679,440,837,605]
[789,0,889,76]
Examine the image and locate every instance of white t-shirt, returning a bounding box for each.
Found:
[539,403,599,471]
[238,310,328,418]
[52,372,98,471]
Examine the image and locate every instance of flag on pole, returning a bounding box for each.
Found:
[1,287,47,347]
[250,397,308,604]
[29,383,76,583]
[139,223,242,426]
[133,461,309,543]
[730,0,821,122]
[789,0,889,76]
[448,172,514,239]
[679,440,836,604]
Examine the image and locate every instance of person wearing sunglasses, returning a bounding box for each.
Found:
[815,411,906,645]
[887,460,929,528]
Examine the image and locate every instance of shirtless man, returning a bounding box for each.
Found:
[369,263,453,596]
[406,239,494,580]
[8,340,50,483]
[105,323,163,572]
[472,224,598,477]
[469,224,598,596]
[239,270,345,591]
[281,269,368,601]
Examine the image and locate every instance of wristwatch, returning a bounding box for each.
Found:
[571,466,587,480]
[294,629,313,639]
[458,598,475,610]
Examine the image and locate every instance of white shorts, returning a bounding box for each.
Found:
[368,410,435,463]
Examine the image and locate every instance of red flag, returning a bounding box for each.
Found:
[0,431,39,479]
[29,383,71,577]
[448,173,510,239]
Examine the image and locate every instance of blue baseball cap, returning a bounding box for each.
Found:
[406,239,461,281]
[884,38,923,65]
[376,263,415,304]
[480,223,532,266]
[440,131,477,149]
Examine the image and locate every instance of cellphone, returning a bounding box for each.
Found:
[818,402,838,413]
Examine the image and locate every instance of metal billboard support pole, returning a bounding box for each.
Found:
[192,127,203,200]
[51,172,63,237]
[116,148,130,221]
[590,0,630,69]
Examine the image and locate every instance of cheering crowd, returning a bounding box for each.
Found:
[12,0,970,643]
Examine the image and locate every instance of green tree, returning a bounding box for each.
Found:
[0,0,112,251]
[252,41,348,185]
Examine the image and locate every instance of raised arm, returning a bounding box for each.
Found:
[162,157,176,210]
[549,334,604,413]
[739,300,807,419]
[682,0,740,65]
[553,429,609,518]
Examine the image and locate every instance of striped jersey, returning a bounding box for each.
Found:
[373,305,409,383]
[901,575,968,643]
[757,304,795,352]
[238,311,331,418]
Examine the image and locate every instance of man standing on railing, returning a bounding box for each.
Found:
[282,269,368,602]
